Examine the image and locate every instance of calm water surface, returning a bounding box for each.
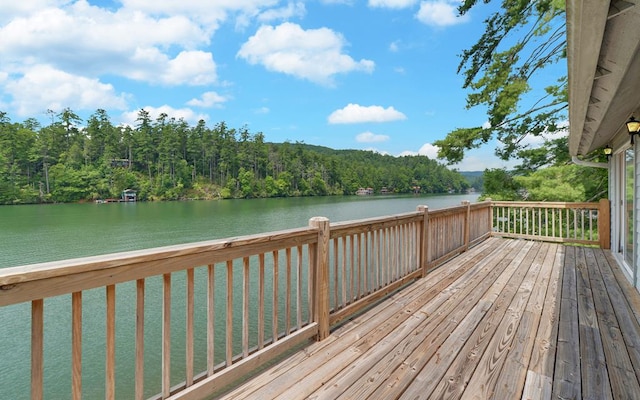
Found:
[0,194,478,268]
[0,194,479,399]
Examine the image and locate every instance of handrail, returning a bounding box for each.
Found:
[0,199,558,400]
[490,199,610,248]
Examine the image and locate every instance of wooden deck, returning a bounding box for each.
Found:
[215,237,640,400]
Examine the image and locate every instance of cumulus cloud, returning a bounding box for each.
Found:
[416,1,469,27]
[187,91,228,108]
[4,65,128,117]
[356,131,390,143]
[258,2,306,22]
[237,22,374,86]
[120,0,279,26]
[328,103,407,124]
[398,143,439,158]
[369,0,418,8]
[120,105,208,126]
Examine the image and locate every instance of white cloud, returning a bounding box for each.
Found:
[397,142,439,158]
[187,91,228,108]
[328,103,407,124]
[4,65,128,117]
[356,131,390,143]
[163,51,217,85]
[119,0,280,26]
[258,2,306,22]
[255,107,270,114]
[120,105,208,126]
[321,0,354,4]
[0,4,217,88]
[418,143,439,158]
[416,1,470,27]
[369,0,418,9]
[237,22,374,86]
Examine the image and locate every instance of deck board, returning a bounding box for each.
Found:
[216,238,640,400]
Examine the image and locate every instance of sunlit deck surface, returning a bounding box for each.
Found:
[217,237,640,399]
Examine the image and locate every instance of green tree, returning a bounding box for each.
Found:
[435,0,567,166]
[481,168,521,200]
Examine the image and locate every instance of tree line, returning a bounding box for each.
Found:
[0,108,469,204]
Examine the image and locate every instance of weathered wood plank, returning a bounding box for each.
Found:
[521,246,564,400]
[218,238,508,399]
[427,242,543,399]
[494,243,559,399]
[596,249,640,383]
[575,247,611,399]
[586,247,640,398]
[552,246,581,399]
[459,242,548,399]
[184,239,640,400]
[322,239,525,400]
[370,240,530,400]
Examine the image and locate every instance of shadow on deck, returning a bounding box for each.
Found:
[217,237,640,399]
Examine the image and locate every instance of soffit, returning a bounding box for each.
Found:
[567,0,640,156]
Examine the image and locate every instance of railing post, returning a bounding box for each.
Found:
[417,205,429,277]
[462,200,471,251]
[598,198,611,249]
[486,198,493,237]
[309,217,330,341]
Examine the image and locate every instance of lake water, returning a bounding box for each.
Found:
[0,193,479,399]
[0,194,479,269]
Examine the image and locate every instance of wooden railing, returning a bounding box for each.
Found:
[490,199,610,248]
[3,199,611,399]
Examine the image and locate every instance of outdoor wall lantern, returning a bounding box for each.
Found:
[627,116,640,144]
[604,145,612,161]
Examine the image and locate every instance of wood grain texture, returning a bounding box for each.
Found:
[212,240,640,400]
[71,291,82,400]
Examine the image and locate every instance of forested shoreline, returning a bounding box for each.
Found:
[0,108,470,205]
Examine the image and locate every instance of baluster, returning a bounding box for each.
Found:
[135,279,145,400]
[349,235,355,303]
[186,268,194,386]
[258,254,265,350]
[31,299,44,400]
[225,261,233,366]
[341,236,347,307]
[286,247,292,335]
[296,246,303,329]
[333,238,339,310]
[106,284,116,400]
[242,257,250,358]
[272,250,279,343]
[207,264,215,376]
[72,291,82,400]
[161,276,171,398]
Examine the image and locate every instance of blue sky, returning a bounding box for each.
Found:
[0,0,564,171]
